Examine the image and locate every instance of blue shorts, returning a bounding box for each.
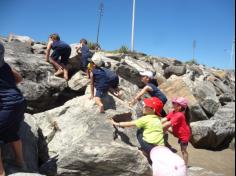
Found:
[95,89,108,98]
[137,129,156,154]
[0,100,26,144]
[51,47,71,65]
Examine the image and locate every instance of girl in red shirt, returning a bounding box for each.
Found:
[162,97,191,166]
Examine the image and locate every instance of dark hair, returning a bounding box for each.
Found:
[184,107,191,125]
[50,33,60,41]
[80,38,87,45]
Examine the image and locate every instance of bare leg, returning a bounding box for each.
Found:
[181,145,188,166]
[11,140,25,167]
[61,64,69,81]
[0,149,5,176]
[54,69,64,76]
[86,69,90,79]
[95,97,104,113]
[49,58,63,71]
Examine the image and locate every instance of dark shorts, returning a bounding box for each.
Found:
[82,52,92,69]
[178,139,189,147]
[51,47,71,65]
[0,100,26,144]
[95,89,108,98]
[137,129,156,155]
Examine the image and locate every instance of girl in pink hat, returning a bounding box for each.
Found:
[162,97,191,166]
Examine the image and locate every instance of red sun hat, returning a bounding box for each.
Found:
[143,97,163,116]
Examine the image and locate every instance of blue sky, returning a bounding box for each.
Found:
[0,0,235,69]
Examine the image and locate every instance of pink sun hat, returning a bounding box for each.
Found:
[172,97,188,109]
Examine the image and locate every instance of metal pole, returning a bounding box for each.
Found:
[230,38,235,68]
[131,0,136,52]
[96,2,104,45]
[193,40,196,60]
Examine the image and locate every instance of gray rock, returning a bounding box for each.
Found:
[219,93,235,105]
[200,98,220,117]
[34,95,151,176]
[193,81,218,102]
[68,71,90,91]
[190,103,235,149]
[124,56,155,73]
[211,102,235,123]
[8,34,34,45]
[116,63,144,88]
[164,65,186,78]
[189,104,209,122]
[208,76,232,95]
[188,167,224,176]
[32,43,47,54]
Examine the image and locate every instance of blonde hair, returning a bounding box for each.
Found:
[50,33,60,41]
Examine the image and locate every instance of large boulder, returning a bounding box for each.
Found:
[116,63,144,88]
[207,76,232,95]
[31,43,47,54]
[67,71,90,91]
[190,103,235,150]
[164,65,186,78]
[8,34,34,45]
[34,95,151,176]
[159,78,208,122]
[123,56,155,73]
[193,81,224,117]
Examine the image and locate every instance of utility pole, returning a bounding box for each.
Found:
[193,40,196,61]
[131,0,136,52]
[230,38,235,69]
[96,2,104,45]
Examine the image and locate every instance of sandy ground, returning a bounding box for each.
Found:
[168,135,235,176]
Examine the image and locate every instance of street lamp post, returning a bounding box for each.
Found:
[230,38,235,68]
[193,40,196,60]
[131,0,136,52]
[96,2,104,45]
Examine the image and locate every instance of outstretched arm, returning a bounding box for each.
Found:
[11,67,22,84]
[129,86,152,106]
[45,39,53,62]
[110,118,136,128]
[75,43,82,54]
[161,117,172,133]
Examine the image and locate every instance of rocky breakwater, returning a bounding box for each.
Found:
[0,34,234,175]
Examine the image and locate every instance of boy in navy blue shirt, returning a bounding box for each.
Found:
[129,71,167,117]
[89,53,110,113]
[75,38,92,75]
[45,33,71,81]
[0,42,27,175]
